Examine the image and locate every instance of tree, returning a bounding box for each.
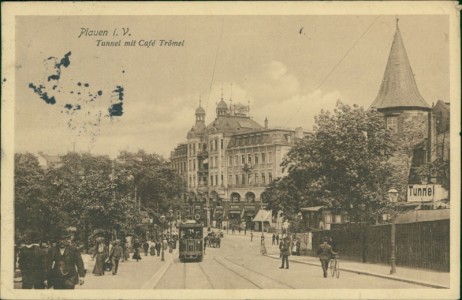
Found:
[14,153,65,240]
[264,102,396,223]
[46,152,141,244]
[116,150,185,220]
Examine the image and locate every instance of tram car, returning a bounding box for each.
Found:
[179,220,204,262]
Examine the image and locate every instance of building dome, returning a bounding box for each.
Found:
[217,99,228,109]
[195,105,205,115]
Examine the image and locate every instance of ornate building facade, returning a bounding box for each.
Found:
[171,97,305,228]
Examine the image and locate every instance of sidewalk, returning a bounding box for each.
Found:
[264,243,450,289]
[76,250,177,289]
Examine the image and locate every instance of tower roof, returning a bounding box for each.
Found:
[370,20,429,110]
[217,99,228,109]
[195,105,205,115]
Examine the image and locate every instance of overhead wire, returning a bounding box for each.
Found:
[283,16,381,127]
[205,19,225,113]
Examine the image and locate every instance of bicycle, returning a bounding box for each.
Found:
[329,254,340,278]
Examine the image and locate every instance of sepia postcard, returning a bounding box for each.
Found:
[1,1,460,299]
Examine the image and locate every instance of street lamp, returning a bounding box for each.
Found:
[388,188,399,275]
[160,214,166,262]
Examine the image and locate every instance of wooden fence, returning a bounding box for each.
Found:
[304,219,449,272]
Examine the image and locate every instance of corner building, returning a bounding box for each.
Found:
[171,97,305,229]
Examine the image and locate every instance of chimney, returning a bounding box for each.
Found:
[295,127,304,139]
[264,117,268,129]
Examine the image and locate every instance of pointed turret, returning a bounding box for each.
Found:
[370,19,430,111]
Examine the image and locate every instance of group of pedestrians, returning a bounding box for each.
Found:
[275,234,337,278]
[17,232,85,289]
[16,231,180,289]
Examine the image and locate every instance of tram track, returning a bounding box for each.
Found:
[222,256,296,289]
[197,262,216,289]
[213,256,263,289]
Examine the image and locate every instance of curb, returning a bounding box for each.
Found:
[266,254,449,289]
[141,250,178,289]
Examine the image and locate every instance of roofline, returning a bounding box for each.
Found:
[374,106,431,112]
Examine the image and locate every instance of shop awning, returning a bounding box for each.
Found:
[300,206,324,212]
[252,210,272,222]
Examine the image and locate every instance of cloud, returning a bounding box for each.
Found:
[246,60,300,104]
[252,89,344,130]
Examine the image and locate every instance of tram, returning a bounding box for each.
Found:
[179,220,204,262]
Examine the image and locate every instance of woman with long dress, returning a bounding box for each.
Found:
[92,237,108,276]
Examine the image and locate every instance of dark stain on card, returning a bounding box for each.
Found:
[28,83,56,105]
[108,85,124,117]
[47,51,72,82]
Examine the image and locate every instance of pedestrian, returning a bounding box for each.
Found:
[92,237,108,276]
[46,232,85,289]
[272,233,276,245]
[155,240,161,256]
[250,231,253,242]
[149,240,156,256]
[132,239,142,262]
[18,232,47,289]
[260,234,265,245]
[276,234,279,245]
[143,240,149,256]
[217,236,221,248]
[203,236,208,254]
[109,240,123,275]
[123,241,130,262]
[279,237,290,269]
[295,238,301,256]
[317,236,337,278]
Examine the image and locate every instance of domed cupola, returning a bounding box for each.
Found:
[216,87,228,116]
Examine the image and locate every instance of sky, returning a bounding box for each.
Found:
[14,15,449,159]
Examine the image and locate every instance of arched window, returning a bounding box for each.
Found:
[230,192,241,202]
[245,192,256,203]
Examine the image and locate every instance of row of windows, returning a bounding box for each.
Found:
[228,173,273,185]
[188,139,224,156]
[174,161,187,173]
[188,159,197,171]
[188,172,273,187]
[209,156,219,169]
[229,152,272,167]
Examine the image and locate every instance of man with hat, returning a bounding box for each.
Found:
[46,232,85,289]
[109,240,123,275]
[279,236,291,269]
[316,236,337,278]
[18,232,47,289]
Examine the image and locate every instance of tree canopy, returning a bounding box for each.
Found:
[264,102,396,222]
[14,150,185,245]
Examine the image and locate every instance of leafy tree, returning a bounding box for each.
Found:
[116,150,185,221]
[46,152,141,244]
[14,153,65,240]
[265,102,396,223]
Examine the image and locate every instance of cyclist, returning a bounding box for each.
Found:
[316,236,337,278]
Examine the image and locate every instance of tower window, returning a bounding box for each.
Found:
[386,116,398,133]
